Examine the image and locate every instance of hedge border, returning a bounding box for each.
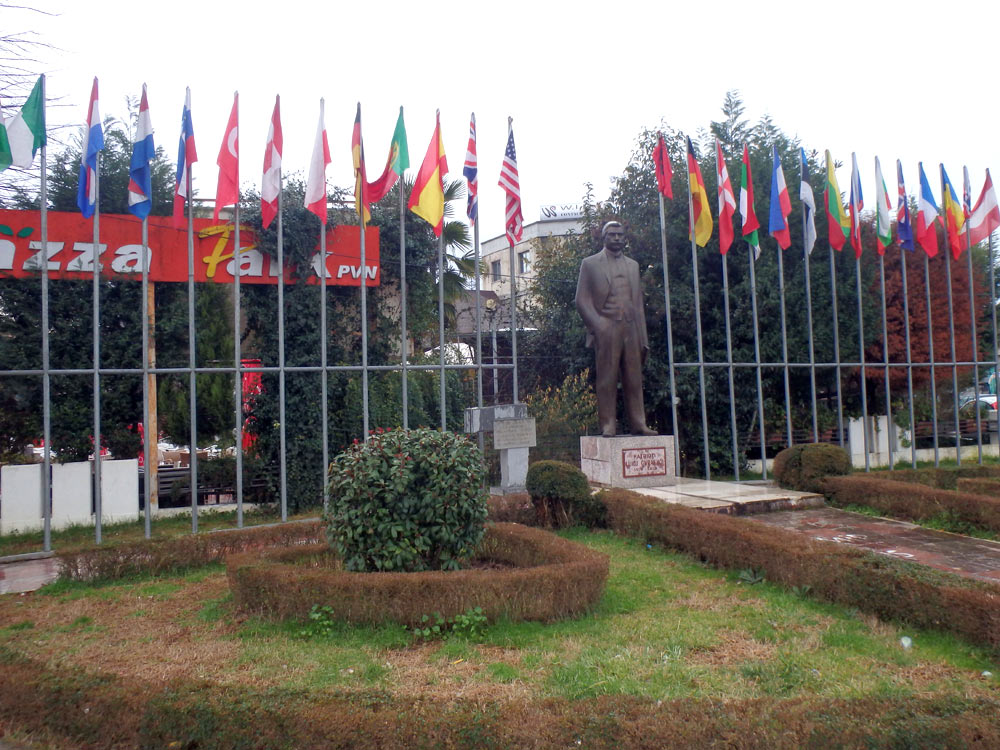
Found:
[226,523,609,626]
[601,488,1000,651]
[822,474,1000,534]
[870,465,1000,490]
[2,647,998,750]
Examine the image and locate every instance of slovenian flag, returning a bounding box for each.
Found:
[127,85,155,219]
[76,78,103,219]
[173,87,197,228]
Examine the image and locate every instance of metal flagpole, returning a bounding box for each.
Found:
[438,232,446,428]
[359,156,370,440]
[748,244,767,478]
[319,190,329,506]
[277,177,288,520]
[940,167,961,465]
[474,218,484,453]
[964,219,982,463]
[899,248,917,467]
[924,252,940,466]
[686,148,711,478]
[400,178,409,429]
[140,215,152,538]
[721,253,740,479]
[39,75,51,552]
[185,142,198,532]
[829,244,845,447]
[855,255,871,471]
[92,152,104,543]
[658,194,682,474]
[508,118,519,404]
[989,233,999,426]
[777,242,793,446]
[802,210,819,442]
[879,254,894,469]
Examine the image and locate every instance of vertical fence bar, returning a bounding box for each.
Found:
[924,253,940,465]
[855,256,871,471]
[721,254,740,479]
[658,194,682,475]
[748,247,767,478]
[879,254,894,469]
[803,235,819,443]
[944,251,961,464]
[829,245,845,447]
[777,245,793,446]
[900,249,917,467]
[965,229,982,463]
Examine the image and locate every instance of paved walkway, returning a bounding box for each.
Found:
[0,555,58,594]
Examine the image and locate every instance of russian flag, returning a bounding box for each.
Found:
[768,145,792,249]
[173,87,197,228]
[127,84,155,219]
[916,162,939,258]
[76,78,103,219]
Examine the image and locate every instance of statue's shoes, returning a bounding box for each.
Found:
[632,427,657,436]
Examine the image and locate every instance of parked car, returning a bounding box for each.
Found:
[959,394,998,424]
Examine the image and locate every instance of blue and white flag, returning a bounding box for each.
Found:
[76,78,103,218]
[127,84,155,219]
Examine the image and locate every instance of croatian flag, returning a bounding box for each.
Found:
[127,84,155,219]
[173,87,197,228]
[76,78,103,219]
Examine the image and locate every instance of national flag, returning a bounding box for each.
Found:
[351,103,370,222]
[941,165,965,260]
[653,132,673,199]
[126,84,155,220]
[740,144,761,260]
[874,156,892,253]
[499,118,522,246]
[409,110,448,236]
[0,101,11,172]
[967,169,1000,246]
[800,148,817,255]
[173,87,197,228]
[5,75,45,169]
[768,145,792,250]
[963,166,973,220]
[686,137,712,247]
[848,152,864,258]
[76,77,103,219]
[463,112,478,223]
[260,95,282,229]
[304,99,331,224]
[715,140,735,254]
[916,162,939,258]
[214,93,239,221]
[824,150,850,251]
[366,106,409,204]
[896,160,914,251]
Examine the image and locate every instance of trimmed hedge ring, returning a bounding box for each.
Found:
[226,522,609,626]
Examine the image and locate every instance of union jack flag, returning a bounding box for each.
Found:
[896,159,914,251]
[499,119,522,247]
[463,113,478,224]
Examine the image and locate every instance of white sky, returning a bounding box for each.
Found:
[13,0,1000,243]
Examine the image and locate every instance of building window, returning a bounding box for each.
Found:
[491,260,502,283]
[518,251,531,275]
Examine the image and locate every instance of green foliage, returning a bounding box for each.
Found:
[323,428,488,572]
[407,607,487,641]
[772,443,852,492]
[738,567,766,585]
[298,604,339,638]
[525,459,604,528]
[524,369,597,463]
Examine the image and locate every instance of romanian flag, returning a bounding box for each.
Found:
[686,137,712,247]
[824,150,850,251]
[352,103,370,223]
[940,164,966,260]
[408,110,448,236]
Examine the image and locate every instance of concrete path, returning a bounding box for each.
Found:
[0,554,58,594]
[630,478,825,514]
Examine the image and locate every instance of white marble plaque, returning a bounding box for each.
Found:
[493,418,537,449]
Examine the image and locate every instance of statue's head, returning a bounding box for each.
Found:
[601,221,625,253]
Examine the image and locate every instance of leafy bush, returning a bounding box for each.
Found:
[324,428,488,572]
[773,443,851,492]
[526,459,604,528]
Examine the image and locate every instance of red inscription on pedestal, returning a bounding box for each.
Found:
[622,447,668,478]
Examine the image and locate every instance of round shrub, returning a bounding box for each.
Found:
[772,443,852,492]
[324,428,488,572]
[525,459,604,528]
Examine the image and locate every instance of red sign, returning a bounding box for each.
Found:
[0,209,379,286]
[622,447,668,478]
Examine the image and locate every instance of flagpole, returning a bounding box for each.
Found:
[39,74,52,553]
[473,215,484,453]
[829,244,845,448]
[658,193,683,476]
[854,254,871,471]
[923,252,940,466]
[940,167,962,464]
[276,178,288,521]
[185,137,199,531]
[989,232,999,415]
[360,200,370,441]
[721,251,740,479]
[92,151,104,543]
[878,253,894,469]
[748,244,767,477]
[899,248,917,467]
[508,117,519,405]
[777,241,793,447]
[686,148,711,479]
[438,230,446,428]
[400,173,409,430]
[318,183,330,507]
[140,214,152,538]
[964,214,982,463]
[801,155,819,442]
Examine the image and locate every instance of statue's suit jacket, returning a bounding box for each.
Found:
[575,249,649,351]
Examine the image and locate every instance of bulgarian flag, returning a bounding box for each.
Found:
[686,136,712,247]
[740,144,761,260]
[5,75,45,169]
[408,110,448,236]
[874,156,893,254]
[824,150,850,251]
[366,106,409,203]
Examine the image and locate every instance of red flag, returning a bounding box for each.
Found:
[261,95,282,229]
[968,169,1000,246]
[304,99,331,224]
[214,93,239,221]
[653,133,673,199]
[715,140,735,254]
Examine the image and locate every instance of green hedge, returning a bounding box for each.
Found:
[226,523,609,626]
[601,488,1000,652]
[822,474,1000,534]
[870,465,1000,490]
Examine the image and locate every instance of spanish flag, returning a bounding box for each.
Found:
[686,137,712,247]
[408,110,448,236]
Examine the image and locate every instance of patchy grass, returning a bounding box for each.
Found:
[1,528,997,714]
[842,503,999,540]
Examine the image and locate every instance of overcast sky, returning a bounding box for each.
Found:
[12,0,1000,244]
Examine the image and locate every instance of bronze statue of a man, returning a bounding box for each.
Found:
[575,221,656,437]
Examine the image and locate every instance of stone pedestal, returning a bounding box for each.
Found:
[580,435,675,488]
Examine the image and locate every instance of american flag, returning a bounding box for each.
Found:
[463,113,478,224]
[499,119,523,246]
